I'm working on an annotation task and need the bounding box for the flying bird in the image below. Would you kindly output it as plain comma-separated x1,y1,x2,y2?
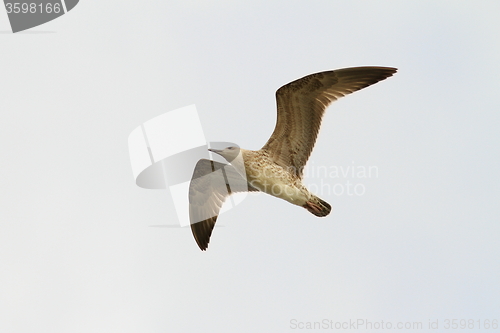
189,66,397,250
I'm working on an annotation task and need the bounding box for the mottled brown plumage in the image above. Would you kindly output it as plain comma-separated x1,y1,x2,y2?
263,67,398,177
189,66,397,250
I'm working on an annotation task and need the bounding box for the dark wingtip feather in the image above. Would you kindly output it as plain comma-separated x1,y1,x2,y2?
190,217,217,251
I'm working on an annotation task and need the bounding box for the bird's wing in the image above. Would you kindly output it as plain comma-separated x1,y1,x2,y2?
262,66,397,177
189,159,258,251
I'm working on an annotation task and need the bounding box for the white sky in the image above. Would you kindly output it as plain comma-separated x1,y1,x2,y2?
1,1,499,332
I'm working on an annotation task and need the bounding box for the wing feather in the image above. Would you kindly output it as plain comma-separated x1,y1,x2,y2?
262,66,397,177
189,159,258,251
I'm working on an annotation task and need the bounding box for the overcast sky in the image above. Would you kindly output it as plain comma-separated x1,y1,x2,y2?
1,1,499,332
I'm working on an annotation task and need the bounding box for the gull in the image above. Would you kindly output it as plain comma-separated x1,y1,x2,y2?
189,66,397,250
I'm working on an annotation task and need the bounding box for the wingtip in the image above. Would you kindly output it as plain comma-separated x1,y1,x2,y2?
198,242,209,251
383,66,398,75
386,67,398,75
191,219,214,251
193,230,210,251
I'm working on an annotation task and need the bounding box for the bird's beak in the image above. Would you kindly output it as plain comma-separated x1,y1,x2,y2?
208,148,223,155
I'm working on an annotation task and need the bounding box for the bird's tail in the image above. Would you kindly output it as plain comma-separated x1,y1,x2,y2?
303,196,331,217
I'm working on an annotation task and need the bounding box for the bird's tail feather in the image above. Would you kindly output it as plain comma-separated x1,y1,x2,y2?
304,196,331,217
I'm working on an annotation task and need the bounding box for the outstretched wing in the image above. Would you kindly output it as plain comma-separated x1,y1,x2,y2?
189,159,258,251
262,66,397,177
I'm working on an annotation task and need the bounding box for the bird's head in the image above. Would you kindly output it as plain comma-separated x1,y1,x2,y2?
208,146,240,162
